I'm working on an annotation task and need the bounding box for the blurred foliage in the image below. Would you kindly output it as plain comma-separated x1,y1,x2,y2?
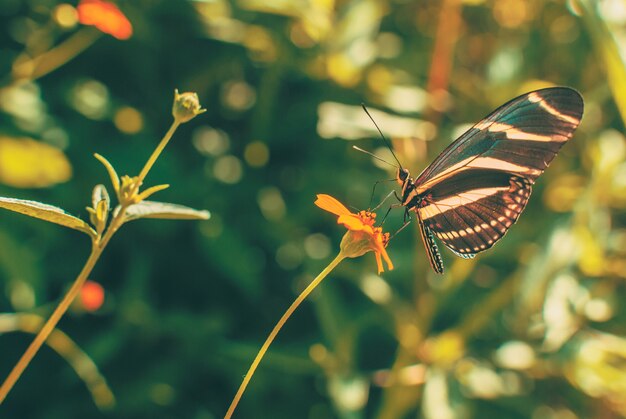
0,0,626,418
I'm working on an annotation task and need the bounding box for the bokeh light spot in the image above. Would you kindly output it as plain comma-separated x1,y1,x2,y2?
113,106,143,134
150,383,175,406
584,298,613,322
244,141,269,167
221,81,256,112
276,243,304,270
69,79,110,120
9,280,35,310
212,155,243,184
495,341,536,370
80,280,105,312
304,233,331,259
53,4,78,28
193,127,230,156
359,273,392,304
257,187,286,221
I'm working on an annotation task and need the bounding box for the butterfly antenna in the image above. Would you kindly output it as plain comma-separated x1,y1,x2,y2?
361,104,403,170
352,146,398,169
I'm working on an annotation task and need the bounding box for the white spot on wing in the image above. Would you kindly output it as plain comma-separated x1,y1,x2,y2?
488,122,566,142
419,187,509,219
468,157,542,176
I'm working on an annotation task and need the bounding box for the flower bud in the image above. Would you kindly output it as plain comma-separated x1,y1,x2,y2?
339,230,375,259
118,175,141,206
172,89,206,123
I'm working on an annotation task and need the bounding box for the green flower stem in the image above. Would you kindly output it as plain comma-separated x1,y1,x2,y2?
224,252,346,419
0,121,182,405
134,120,181,194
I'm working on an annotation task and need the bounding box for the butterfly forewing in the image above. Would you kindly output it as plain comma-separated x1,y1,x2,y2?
410,87,583,264
413,88,583,194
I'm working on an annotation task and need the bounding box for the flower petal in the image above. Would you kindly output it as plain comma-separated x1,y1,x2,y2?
379,246,394,272
337,214,366,231
315,194,353,217
375,252,384,274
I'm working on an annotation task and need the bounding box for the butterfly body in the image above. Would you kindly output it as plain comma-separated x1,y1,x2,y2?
394,87,584,274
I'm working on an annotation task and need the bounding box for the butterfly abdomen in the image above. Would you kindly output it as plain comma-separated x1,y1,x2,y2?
417,214,444,274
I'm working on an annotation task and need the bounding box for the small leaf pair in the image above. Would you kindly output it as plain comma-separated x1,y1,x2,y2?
94,153,169,207
93,153,209,223
0,154,209,241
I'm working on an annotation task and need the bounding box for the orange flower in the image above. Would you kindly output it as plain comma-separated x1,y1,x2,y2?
315,194,393,273
77,0,132,40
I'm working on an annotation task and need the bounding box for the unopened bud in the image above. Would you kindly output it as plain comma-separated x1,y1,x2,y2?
172,89,206,123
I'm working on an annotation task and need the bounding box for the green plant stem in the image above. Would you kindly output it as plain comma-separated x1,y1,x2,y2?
0,243,101,405
0,121,182,405
0,313,115,409
224,253,346,419
6,27,102,89
135,120,181,191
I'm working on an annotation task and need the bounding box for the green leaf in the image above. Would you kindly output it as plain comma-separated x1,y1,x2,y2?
0,197,96,236
122,201,210,221
94,154,120,194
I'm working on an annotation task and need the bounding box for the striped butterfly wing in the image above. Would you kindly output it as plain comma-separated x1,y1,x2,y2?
413,87,583,257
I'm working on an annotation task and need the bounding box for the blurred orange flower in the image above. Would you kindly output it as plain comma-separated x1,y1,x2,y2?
80,280,105,312
77,0,132,40
315,194,393,273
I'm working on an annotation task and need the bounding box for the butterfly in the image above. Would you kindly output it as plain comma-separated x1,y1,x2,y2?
392,87,584,274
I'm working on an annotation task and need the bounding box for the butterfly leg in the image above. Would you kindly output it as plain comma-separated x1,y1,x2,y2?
369,179,396,209
389,218,412,240
371,189,397,212
379,200,405,225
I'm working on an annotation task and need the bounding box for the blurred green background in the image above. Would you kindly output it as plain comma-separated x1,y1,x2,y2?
1,0,626,418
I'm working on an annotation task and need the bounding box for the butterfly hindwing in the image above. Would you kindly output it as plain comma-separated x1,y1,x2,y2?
417,175,532,255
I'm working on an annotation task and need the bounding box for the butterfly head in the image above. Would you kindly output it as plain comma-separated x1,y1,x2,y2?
396,167,415,201
396,167,410,188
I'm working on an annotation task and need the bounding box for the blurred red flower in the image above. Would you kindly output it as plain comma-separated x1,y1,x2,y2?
77,0,132,40
80,280,105,312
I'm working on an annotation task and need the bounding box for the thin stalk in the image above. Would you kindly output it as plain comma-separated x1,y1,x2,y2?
0,242,101,404
8,27,102,88
224,253,346,419
136,121,181,187
0,121,182,405
0,313,115,409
